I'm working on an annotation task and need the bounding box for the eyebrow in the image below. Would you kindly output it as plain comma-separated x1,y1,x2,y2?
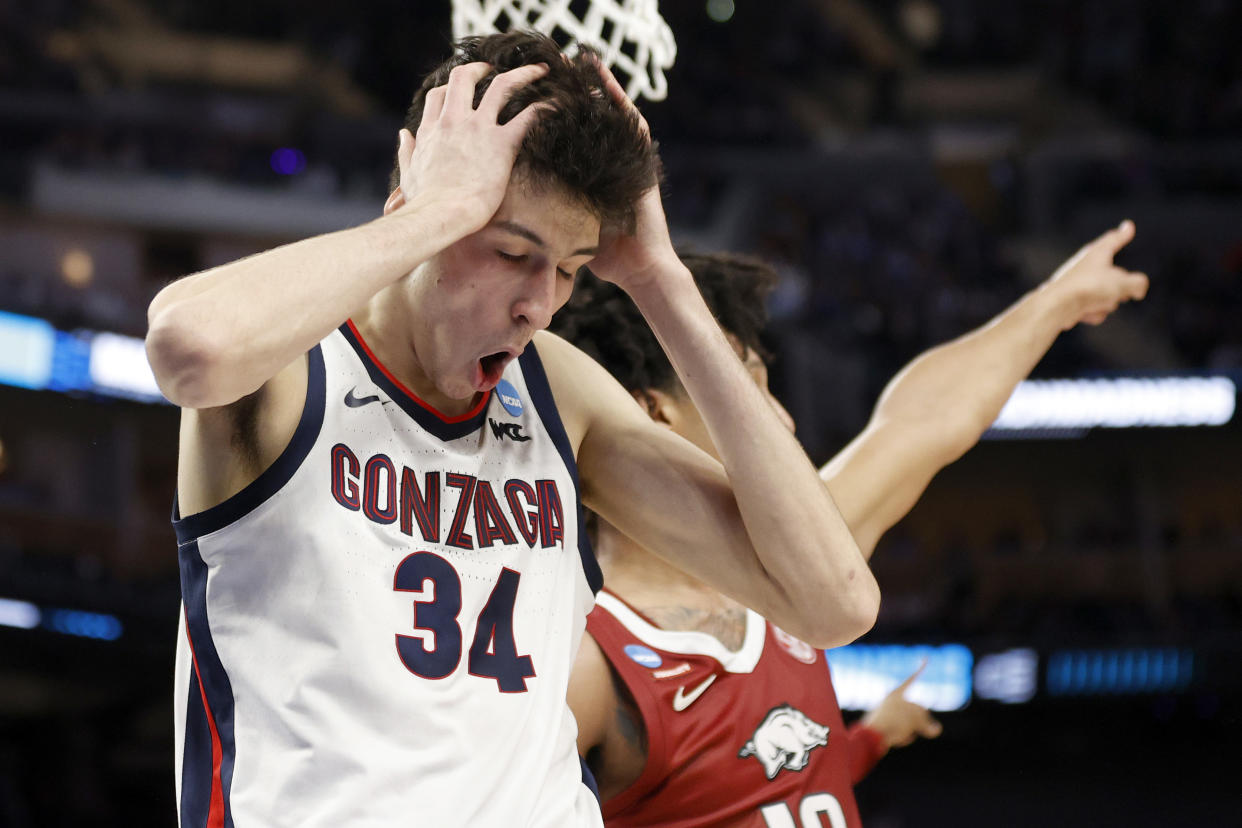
494,221,598,257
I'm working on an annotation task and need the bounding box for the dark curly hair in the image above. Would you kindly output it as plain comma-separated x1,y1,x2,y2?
390,31,656,228
552,251,778,394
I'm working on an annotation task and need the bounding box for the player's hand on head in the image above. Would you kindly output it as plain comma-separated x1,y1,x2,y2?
588,185,681,292
1046,219,1150,329
582,57,681,293
591,54,651,139
860,662,943,751
395,61,550,233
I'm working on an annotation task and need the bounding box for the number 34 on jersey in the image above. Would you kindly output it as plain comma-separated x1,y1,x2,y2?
393,551,536,693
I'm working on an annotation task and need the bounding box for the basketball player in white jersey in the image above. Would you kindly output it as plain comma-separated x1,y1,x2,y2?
556,226,1148,825
144,33,878,828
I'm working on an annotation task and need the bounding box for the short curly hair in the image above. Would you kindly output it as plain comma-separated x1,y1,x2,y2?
552,251,778,393
391,31,656,228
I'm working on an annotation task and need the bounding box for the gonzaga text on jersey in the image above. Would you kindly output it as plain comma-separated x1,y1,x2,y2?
330,442,567,550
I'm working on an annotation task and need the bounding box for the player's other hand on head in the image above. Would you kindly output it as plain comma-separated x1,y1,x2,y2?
582,58,680,293
1046,219,1150,329
860,662,943,751
390,62,551,233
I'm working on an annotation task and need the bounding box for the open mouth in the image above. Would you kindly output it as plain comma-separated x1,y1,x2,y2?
478,351,510,387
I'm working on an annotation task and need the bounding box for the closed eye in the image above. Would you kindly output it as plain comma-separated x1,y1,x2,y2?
500,249,576,280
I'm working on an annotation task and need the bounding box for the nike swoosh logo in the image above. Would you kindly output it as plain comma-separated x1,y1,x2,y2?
672,673,717,712
344,387,385,408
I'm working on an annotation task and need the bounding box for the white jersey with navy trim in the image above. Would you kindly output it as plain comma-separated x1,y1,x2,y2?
172,322,603,828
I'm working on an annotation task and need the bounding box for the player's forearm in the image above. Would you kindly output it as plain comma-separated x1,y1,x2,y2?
868,280,1078,457
821,227,1145,559
146,195,470,408
627,270,880,647
818,287,1070,559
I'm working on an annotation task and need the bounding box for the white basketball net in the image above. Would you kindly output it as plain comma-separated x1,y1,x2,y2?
451,0,677,102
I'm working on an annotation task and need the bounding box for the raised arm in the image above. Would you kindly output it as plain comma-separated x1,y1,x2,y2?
563,65,878,649
145,62,548,409
823,221,1149,556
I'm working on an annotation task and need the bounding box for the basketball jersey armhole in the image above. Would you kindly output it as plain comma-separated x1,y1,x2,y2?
518,341,604,594
585,600,674,817
172,346,326,543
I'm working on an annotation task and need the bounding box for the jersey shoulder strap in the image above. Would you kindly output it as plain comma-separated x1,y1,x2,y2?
520,340,603,594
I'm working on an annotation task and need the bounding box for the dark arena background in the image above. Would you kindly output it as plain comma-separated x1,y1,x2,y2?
2,1,1241,825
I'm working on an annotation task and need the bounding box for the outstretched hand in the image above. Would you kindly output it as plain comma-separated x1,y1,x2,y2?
583,58,683,293
1046,220,1150,328
860,662,943,751
393,61,549,234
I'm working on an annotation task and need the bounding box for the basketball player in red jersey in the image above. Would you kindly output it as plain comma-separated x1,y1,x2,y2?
558,226,1149,826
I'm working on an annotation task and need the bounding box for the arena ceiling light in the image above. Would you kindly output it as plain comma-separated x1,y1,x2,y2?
0,310,165,403
1,310,1238,428
0,597,122,641
826,643,974,712
89,331,164,400
0,311,56,390
0,598,41,630
988,376,1237,437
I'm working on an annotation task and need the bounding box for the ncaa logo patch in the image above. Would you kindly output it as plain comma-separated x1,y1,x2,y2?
495,379,524,417
624,644,663,669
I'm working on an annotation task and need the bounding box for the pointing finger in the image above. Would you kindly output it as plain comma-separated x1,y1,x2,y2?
1125,272,1150,301
1099,219,1136,257
896,659,928,692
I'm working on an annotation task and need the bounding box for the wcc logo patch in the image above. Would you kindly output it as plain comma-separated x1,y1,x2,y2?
489,419,531,442
737,704,829,779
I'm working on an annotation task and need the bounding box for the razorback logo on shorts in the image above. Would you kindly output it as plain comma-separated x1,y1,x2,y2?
737,704,829,779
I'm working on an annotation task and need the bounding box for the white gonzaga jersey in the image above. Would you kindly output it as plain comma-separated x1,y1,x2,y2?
172,321,604,828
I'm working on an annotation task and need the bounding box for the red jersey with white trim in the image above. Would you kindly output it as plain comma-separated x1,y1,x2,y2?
587,591,880,828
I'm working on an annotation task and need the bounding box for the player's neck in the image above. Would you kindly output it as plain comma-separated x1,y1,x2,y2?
352,289,478,418
595,517,743,619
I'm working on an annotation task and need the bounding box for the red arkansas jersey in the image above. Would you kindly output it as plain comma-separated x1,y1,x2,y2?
587,590,883,828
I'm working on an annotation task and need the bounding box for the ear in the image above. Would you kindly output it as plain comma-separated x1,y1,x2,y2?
630,388,680,427
383,187,406,216
383,129,416,216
